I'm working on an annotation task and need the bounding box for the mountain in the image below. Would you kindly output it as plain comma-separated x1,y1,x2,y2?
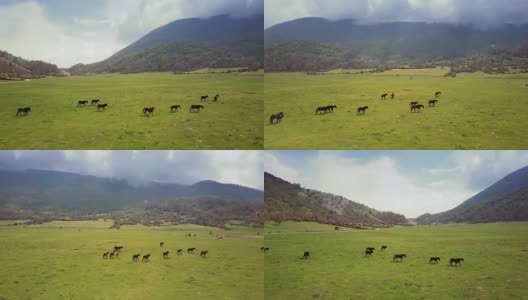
69,14,264,74
264,172,407,228
0,169,263,228
416,166,528,224
264,18,528,72
0,50,62,79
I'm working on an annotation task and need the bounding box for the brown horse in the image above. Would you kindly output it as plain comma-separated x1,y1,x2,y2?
187,248,196,254
132,254,140,262
269,112,284,124
429,257,440,264
303,251,310,259
449,258,464,266
428,99,438,107
381,245,387,250
163,251,169,258
201,95,208,102
91,99,100,105
357,106,369,114
170,105,181,112
177,249,183,255
200,250,208,258
97,104,108,111
365,249,374,256
16,107,31,116
143,107,155,116
381,93,388,100
315,107,328,114
142,254,151,262
78,100,88,107
103,252,109,259
393,254,407,261
435,92,442,98
411,104,424,112
213,94,220,102
190,105,204,112
326,105,337,112
114,246,123,252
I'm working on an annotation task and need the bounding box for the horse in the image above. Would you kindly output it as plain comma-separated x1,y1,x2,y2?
428,99,438,107
201,95,208,102
200,250,208,258
269,112,284,124
160,242,164,247
410,101,419,107
109,252,115,259
143,107,155,116
365,249,373,256
132,254,140,262
429,257,440,264
381,93,388,100
97,104,108,111
391,93,395,99
411,104,424,112
435,92,442,98
263,247,270,253
16,107,31,116
177,249,183,255
187,248,196,254
334,226,339,231
114,246,123,252
449,258,464,266
190,105,204,112
357,106,369,114
163,251,169,258
327,105,337,112
91,99,100,105
315,107,328,115
260,247,265,252
213,94,219,102
142,254,151,262
170,105,181,112
77,100,88,107
381,246,387,250
393,254,407,261
103,252,109,259
303,251,310,259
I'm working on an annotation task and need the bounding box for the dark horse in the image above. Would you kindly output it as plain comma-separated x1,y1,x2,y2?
200,250,208,258
160,242,164,247
78,100,88,107
201,95,208,102
381,246,388,250
303,251,310,259
269,112,284,124
91,99,100,105
109,252,115,259
16,107,31,116
114,246,123,252
449,258,464,266
327,105,337,112
365,249,374,256
163,251,169,258
97,104,108,111
411,104,424,112
435,92,442,98
213,94,220,102
429,257,441,264
391,93,395,99
357,106,369,114
381,93,388,100
187,248,196,254
315,107,328,115
428,99,438,107
177,249,183,255
263,247,270,253
190,105,204,112
143,107,155,116
103,252,109,259
170,105,181,112
142,254,151,262
132,254,140,262
393,254,407,261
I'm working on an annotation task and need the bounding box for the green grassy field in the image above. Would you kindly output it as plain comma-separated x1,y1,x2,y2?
264,221,528,300
0,72,263,149
264,70,528,149
0,220,263,300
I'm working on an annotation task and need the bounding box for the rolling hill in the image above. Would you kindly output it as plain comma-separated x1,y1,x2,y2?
69,14,264,74
264,172,407,228
416,166,528,224
264,18,528,72
0,169,263,228
0,50,62,79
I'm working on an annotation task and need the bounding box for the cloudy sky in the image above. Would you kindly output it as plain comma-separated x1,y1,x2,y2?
0,0,263,68
265,150,528,218
0,150,263,190
265,0,528,28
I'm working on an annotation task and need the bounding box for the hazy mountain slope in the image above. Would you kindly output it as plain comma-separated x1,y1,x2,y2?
416,166,528,224
69,14,263,74
0,50,61,79
265,172,407,227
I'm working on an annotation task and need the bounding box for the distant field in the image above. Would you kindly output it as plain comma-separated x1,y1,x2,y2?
0,72,263,149
264,221,528,300
264,70,528,149
0,220,263,300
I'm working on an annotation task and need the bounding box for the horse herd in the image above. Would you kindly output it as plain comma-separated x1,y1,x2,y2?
15,95,220,117
268,91,442,124
102,242,209,263
300,245,464,266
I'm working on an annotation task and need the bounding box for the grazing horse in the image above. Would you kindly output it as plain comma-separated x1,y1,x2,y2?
303,251,310,259
143,107,155,116
91,99,100,105
357,106,369,114
429,257,441,264
381,93,388,100
365,249,374,256
381,246,388,250
142,254,151,262
263,247,270,253
187,248,196,254
132,254,140,262
269,112,284,124
213,94,220,102
103,252,109,259
160,242,164,247
315,107,328,115
114,246,123,252
393,254,407,261
428,99,438,107
200,250,208,258
16,107,31,116
435,92,442,98
201,95,208,102
163,251,169,258
177,249,183,255
190,105,204,112
411,104,424,112
391,93,395,99
449,258,464,266
410,101,419,107
170,105,181,112
77,100,88,107
97,104,108,111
